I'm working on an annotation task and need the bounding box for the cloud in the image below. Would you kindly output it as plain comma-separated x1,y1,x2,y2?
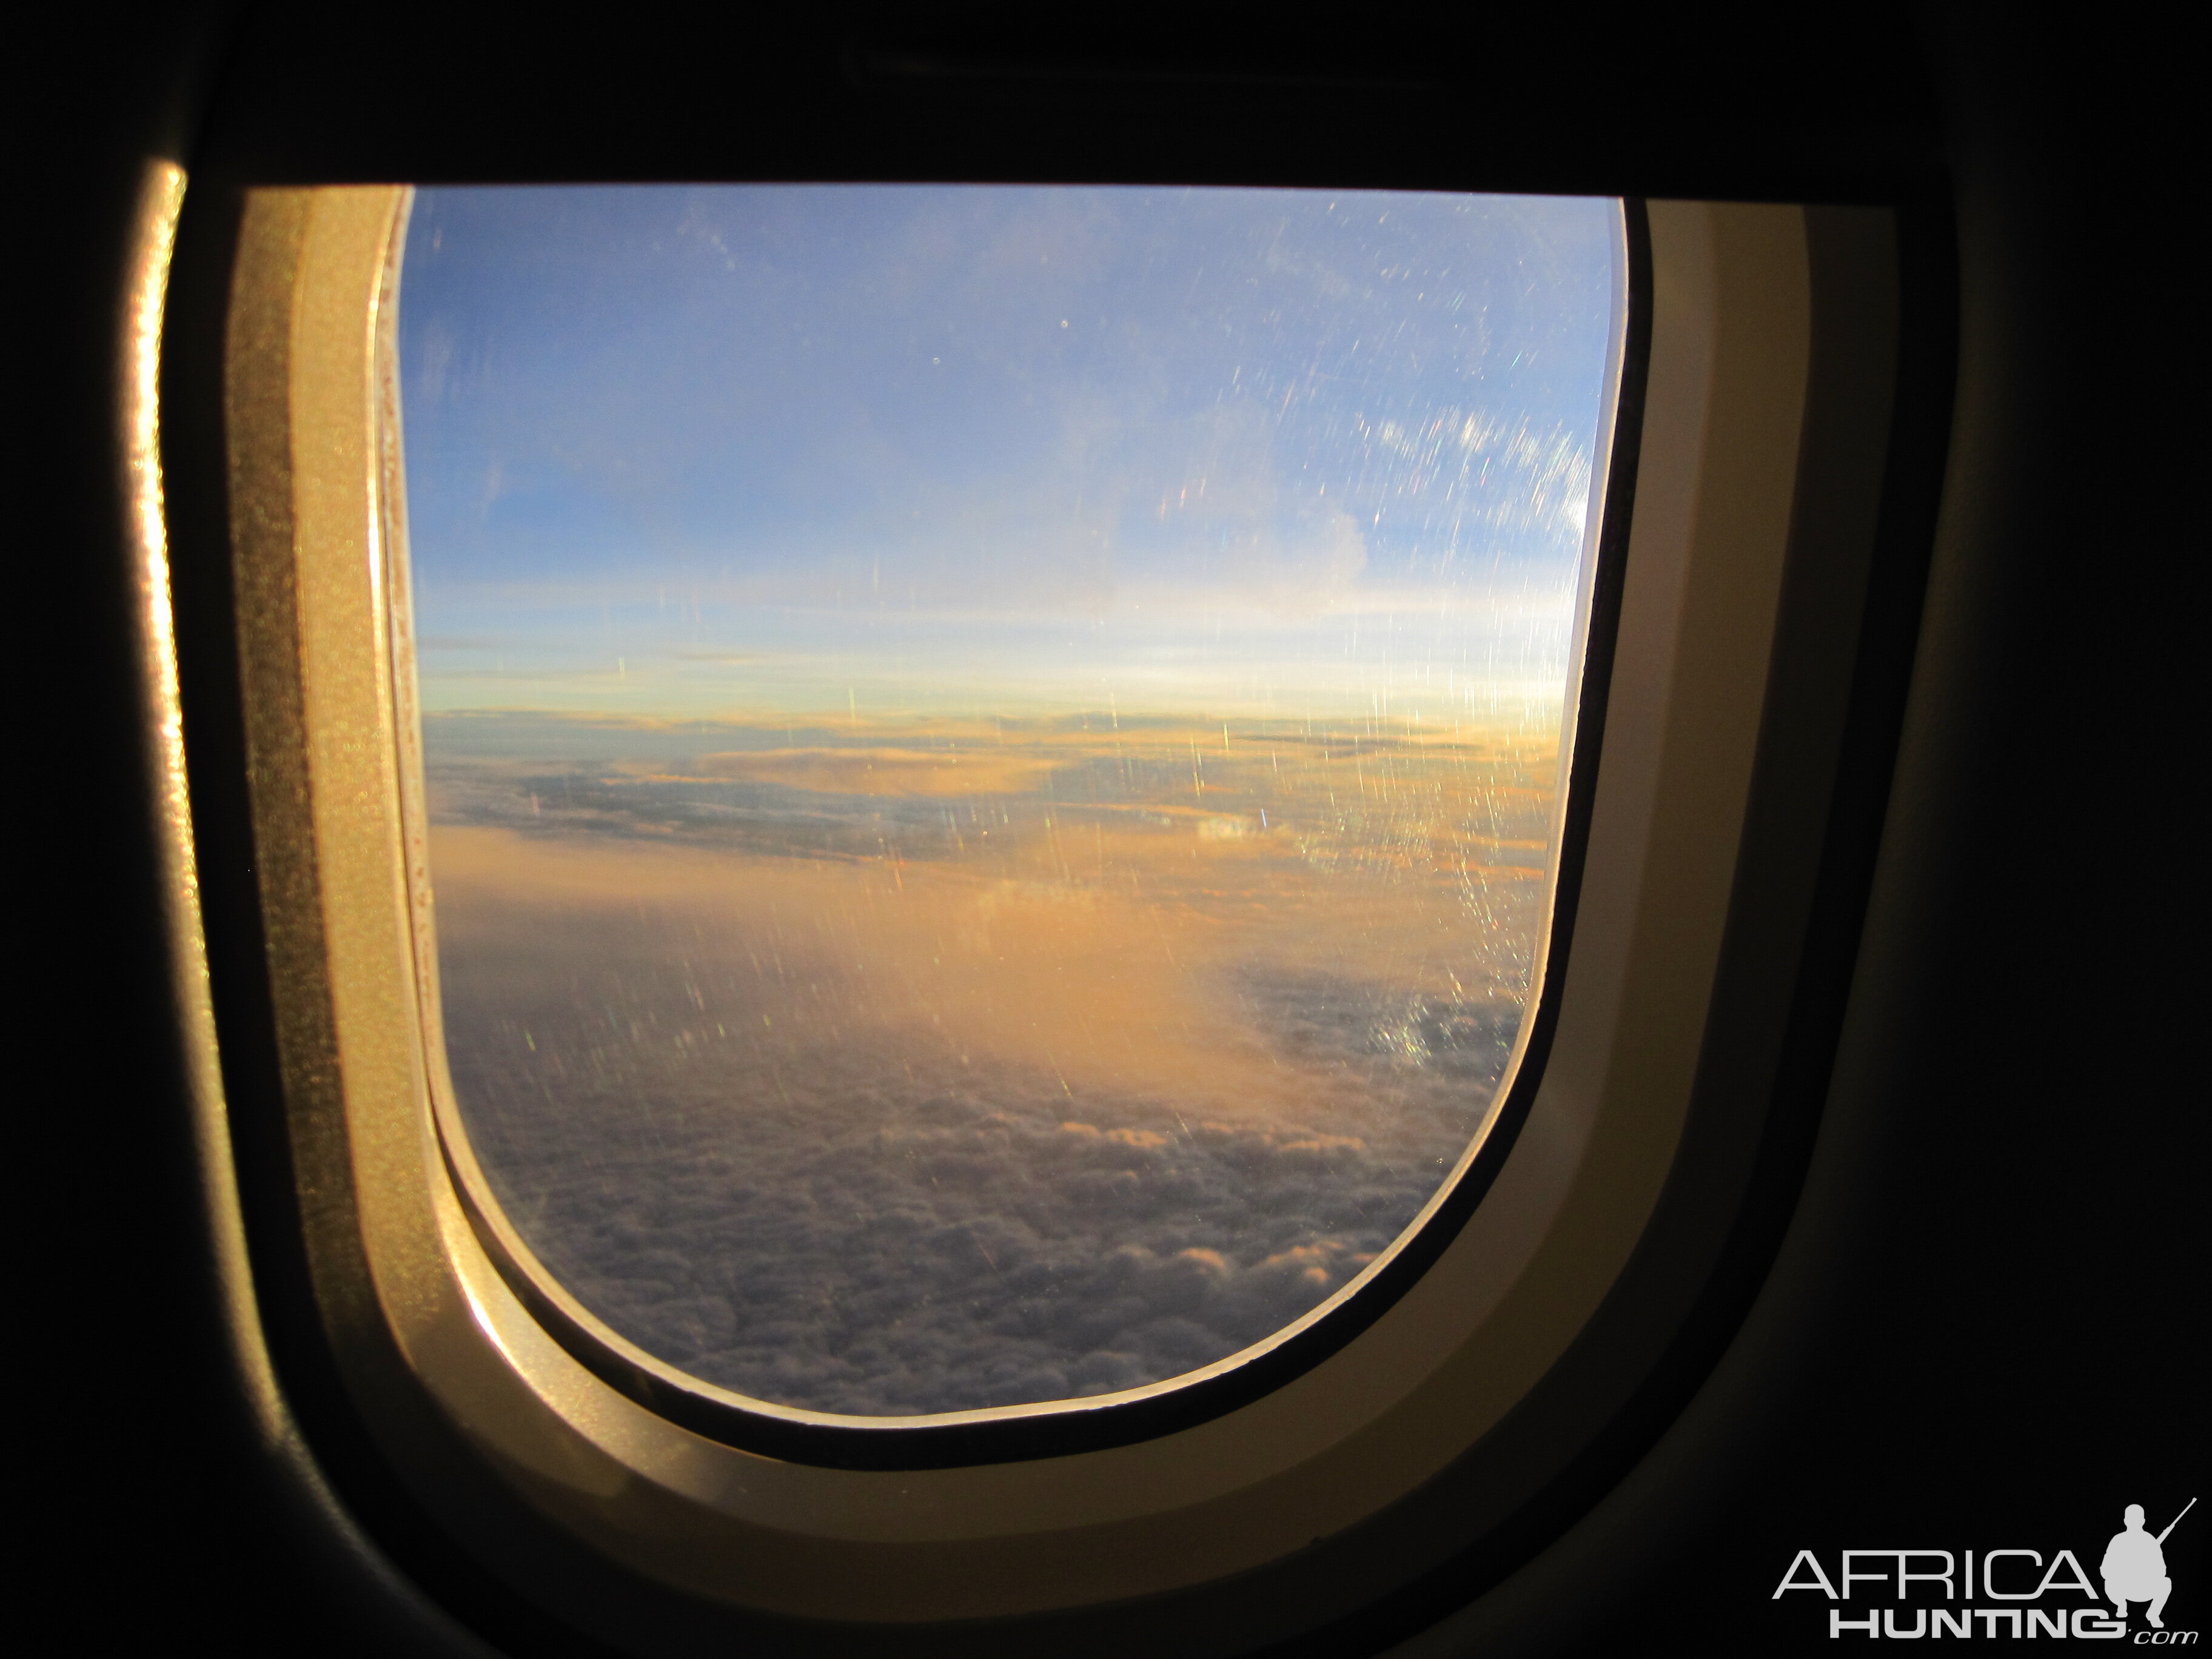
420,708,1553,1415
688,748,1062,799
430,826,1532,1414
445,979,1502,1415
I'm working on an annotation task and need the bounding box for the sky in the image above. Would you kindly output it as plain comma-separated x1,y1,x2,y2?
397,185,1624,723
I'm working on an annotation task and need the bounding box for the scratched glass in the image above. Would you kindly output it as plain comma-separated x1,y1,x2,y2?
397,186,1626,1416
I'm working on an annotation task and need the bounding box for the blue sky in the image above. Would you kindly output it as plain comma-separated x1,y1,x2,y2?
398,186,1623,722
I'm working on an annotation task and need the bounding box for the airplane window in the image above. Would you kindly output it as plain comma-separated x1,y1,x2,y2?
394,185,1625,1421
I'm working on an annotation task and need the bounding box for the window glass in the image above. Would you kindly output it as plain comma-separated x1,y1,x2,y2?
398,186,1622,1418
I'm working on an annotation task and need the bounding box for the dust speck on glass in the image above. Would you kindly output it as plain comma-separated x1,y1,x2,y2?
396,186,1624,1418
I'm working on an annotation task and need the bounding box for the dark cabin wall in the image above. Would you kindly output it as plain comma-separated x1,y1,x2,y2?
18,7,2199,1654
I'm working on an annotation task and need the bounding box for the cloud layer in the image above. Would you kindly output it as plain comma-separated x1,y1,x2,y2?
445,929,1517,1416
426,712,1550,1415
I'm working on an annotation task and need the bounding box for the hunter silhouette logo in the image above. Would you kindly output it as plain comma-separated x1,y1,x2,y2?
2107,1500,2193,1630
1774,1496,2197,1641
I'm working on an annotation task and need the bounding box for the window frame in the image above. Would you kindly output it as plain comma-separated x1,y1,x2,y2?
178,179,1905,1649
389,184,1643,1469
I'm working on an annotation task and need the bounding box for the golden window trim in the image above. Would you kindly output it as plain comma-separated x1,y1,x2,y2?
214,183,1880,1627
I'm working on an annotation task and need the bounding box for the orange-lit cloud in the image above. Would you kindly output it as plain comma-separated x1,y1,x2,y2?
688,747,1064,798
430,793,1538,1128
